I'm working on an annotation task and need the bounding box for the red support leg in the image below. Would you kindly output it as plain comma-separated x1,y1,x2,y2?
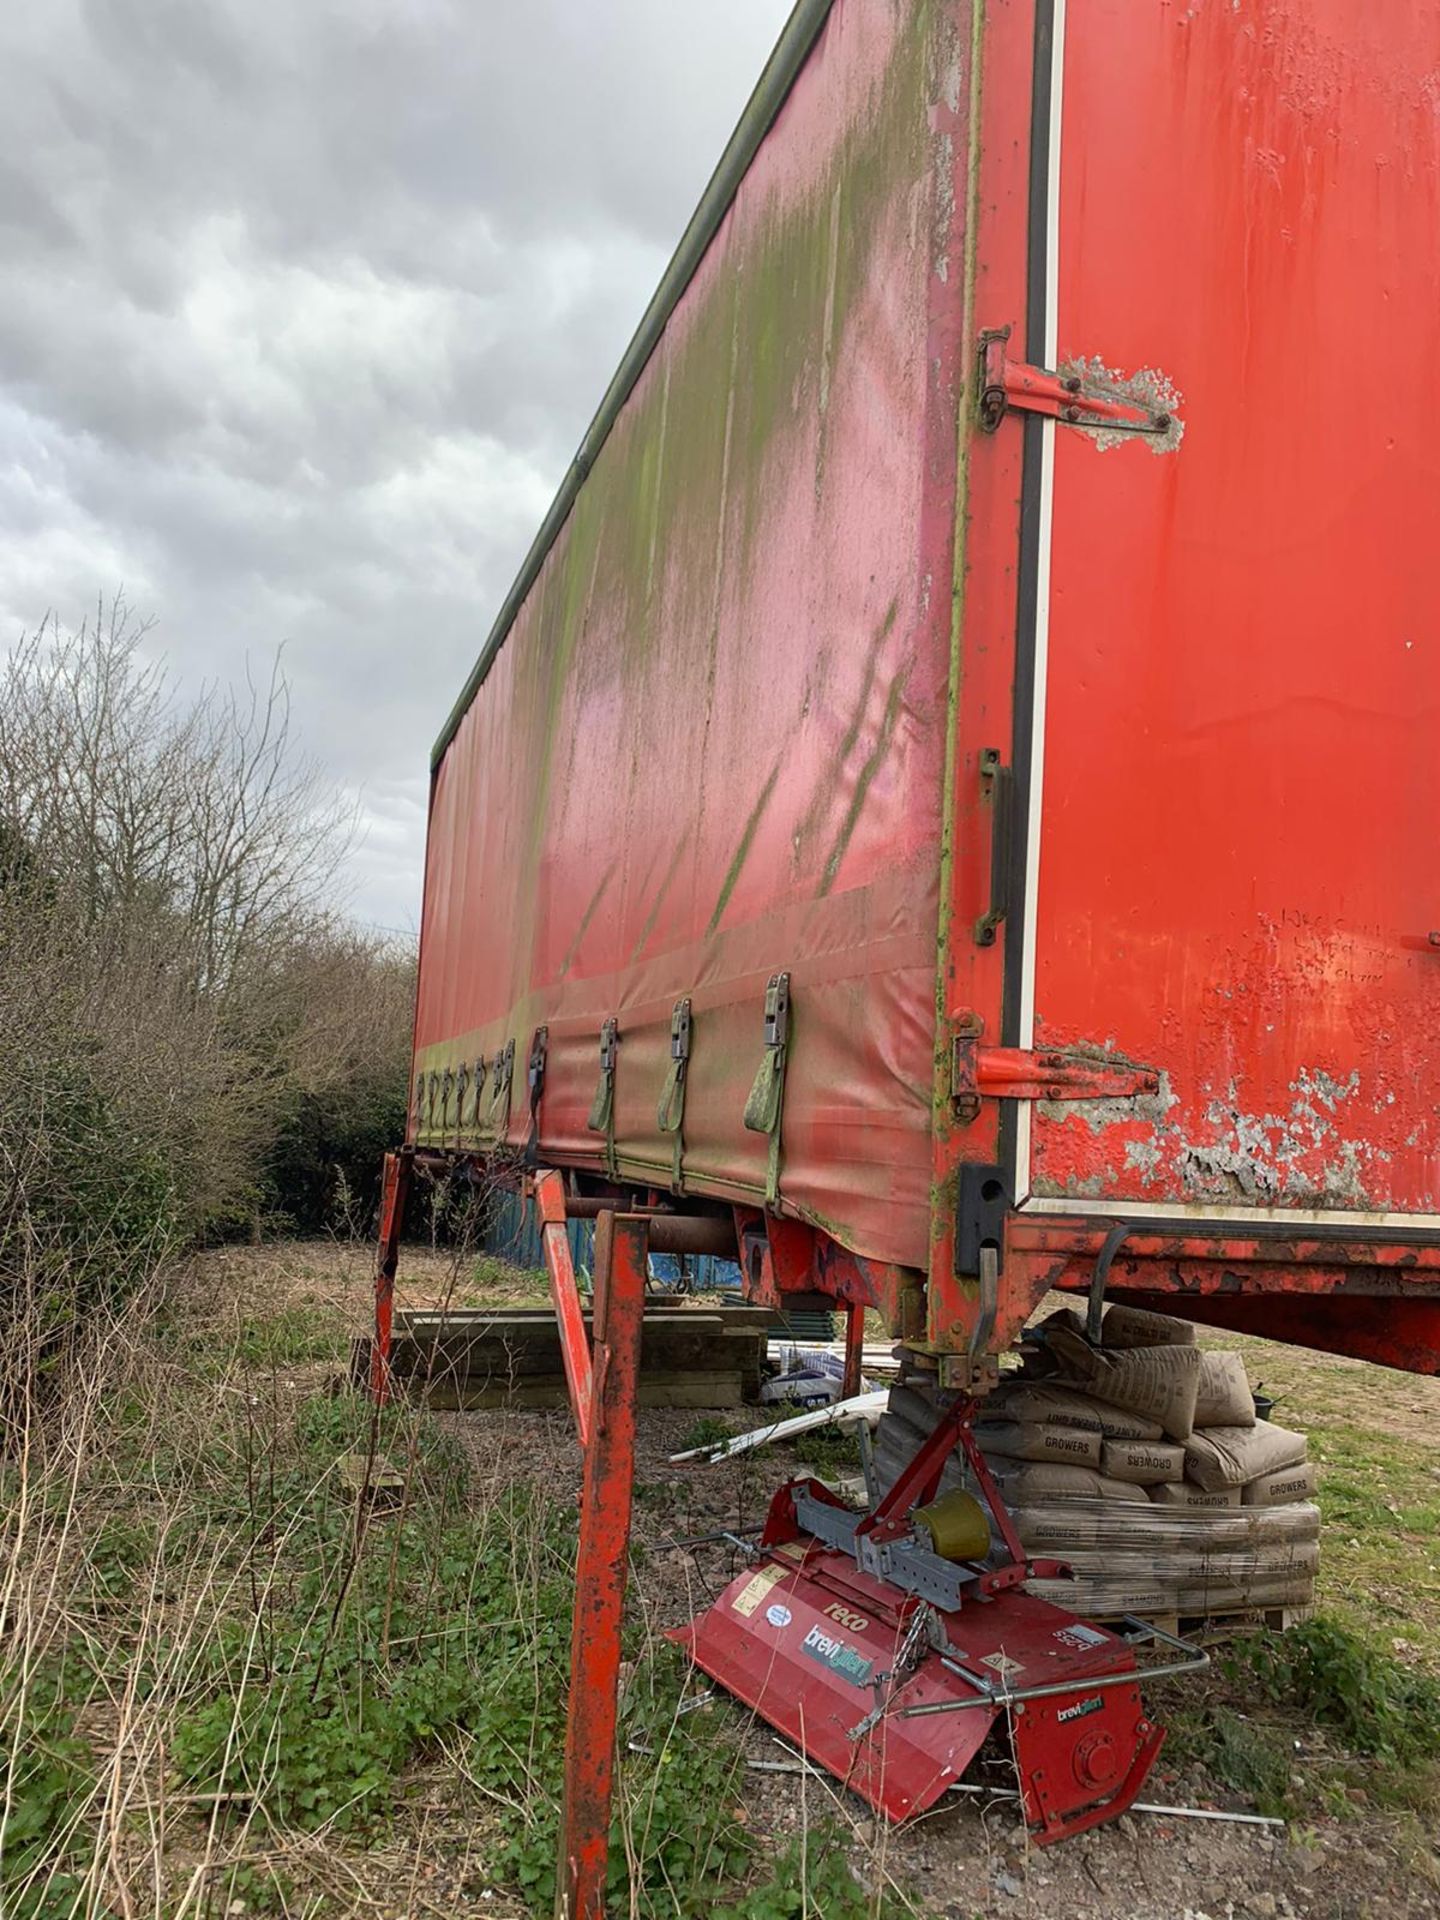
370,1149,411,1405
536,1169,594,1448
842,1298,865,1400
558,1211,648,1920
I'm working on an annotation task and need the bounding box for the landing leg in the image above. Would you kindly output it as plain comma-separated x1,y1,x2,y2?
557,1212,648,1920
842,1298,865,1400
370,1149,412,1405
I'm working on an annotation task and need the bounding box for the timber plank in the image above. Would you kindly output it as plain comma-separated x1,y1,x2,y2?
418,1370,746,1411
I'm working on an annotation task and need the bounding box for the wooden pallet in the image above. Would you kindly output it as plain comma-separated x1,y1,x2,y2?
416,1370,750,1412
1029,1598,1314,1644
1126,1602,1315,1643
356,1305,776,1411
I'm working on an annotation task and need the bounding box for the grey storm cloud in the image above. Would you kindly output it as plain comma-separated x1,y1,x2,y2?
0,0,792,928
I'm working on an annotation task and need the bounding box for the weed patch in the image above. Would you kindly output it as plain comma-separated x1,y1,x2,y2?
679,1414,734,1454
790,1421,863,1473
1165,1702,1298,1818
717,1832,904,1919
1169,1614,1440,1823
1231,1617,1440,1782
1,1664,95,1920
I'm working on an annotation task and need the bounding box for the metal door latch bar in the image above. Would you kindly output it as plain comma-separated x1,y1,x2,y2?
974,747,1012,947
587,1017,619,1131
524,1026,549,1164
488,1039,515,1136
952,1023,1159,1115
978,328,1173,438
587,1017,620,1177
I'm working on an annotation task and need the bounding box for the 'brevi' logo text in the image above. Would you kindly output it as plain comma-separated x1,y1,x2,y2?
1056,1695,1105,1724
800,1624,874,1688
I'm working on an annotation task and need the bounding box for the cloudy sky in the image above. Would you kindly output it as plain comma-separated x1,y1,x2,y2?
0,0,791,932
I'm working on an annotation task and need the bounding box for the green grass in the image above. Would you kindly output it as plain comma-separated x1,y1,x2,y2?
679,1414,735,1454
466,1253,551,1303
1,1664,93,1920
1306,1421,1440,1662
20,1275,1440,1913
233,1303,347,1367
1169,1614,1440,1825
158,1299,346,1373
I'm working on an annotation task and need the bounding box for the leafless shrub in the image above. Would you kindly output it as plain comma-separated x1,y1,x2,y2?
0,597,349,987
0,596,415,1393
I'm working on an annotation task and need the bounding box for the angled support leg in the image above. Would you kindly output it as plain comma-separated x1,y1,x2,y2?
557,1211,648,1920
536,1169,594,1448
370,1148,412,1406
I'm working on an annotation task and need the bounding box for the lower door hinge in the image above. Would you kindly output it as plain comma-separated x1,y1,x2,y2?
951,1023,1159,1123
978,327,1174,439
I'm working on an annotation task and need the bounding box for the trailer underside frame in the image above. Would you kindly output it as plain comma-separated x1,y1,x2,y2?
372,1150,1440,1412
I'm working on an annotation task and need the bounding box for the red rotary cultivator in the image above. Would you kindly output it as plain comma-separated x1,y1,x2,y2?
675,1395,1206,1842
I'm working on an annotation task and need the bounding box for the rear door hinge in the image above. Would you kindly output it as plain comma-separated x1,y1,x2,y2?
951,1021,1159,1122
978,327,1173,438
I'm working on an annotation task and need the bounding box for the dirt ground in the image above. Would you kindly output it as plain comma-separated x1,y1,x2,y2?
218,1240,1440,1919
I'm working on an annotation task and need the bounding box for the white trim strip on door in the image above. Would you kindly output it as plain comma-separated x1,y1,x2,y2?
1013,0,1067,1205
1021,1193,1440,1235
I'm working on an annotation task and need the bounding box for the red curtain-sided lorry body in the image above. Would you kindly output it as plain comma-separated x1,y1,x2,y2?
407,0,1440,1386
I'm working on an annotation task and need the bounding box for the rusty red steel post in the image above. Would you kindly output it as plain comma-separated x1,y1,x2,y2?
535,1169,594,1448
842,1298,865,1401
370,1149,411,1406
557,1210,648,1920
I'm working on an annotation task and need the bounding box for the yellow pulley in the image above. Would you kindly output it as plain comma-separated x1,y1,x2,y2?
912,1487,990,1563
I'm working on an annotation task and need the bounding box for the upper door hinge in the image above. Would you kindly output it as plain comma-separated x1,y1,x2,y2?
978,328,1174,439
951,1021,1159,1122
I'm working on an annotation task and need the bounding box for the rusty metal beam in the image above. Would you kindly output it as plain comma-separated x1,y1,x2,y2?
1009,1215,1440,1275
370,1149,412,1405
842,1299,865,1400
1090,1284,1440,1377
558,1212,649,1920
561,1194,672,1218
1008,1214,1440,1375
641,1214,737,1258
